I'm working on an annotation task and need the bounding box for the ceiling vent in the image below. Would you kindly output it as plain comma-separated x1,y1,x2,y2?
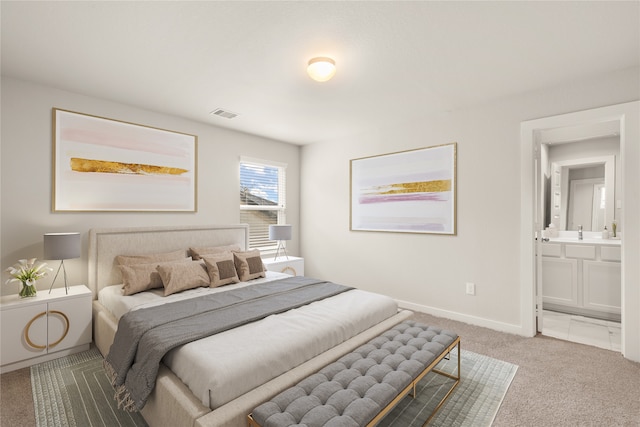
210,108,239,119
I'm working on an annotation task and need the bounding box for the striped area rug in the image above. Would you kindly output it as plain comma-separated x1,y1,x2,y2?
379,348,518,427
31,348,146,427
31,347,516,427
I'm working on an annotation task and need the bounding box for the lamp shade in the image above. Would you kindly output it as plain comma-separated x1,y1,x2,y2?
269,225,292,241
44,232,81,260
307,57,336,82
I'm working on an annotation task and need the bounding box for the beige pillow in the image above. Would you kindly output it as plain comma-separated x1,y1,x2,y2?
119,258,192,296
233,250,265,282
116,249,187,266
190,245,241,260
202,253,240,287
158,261,210,296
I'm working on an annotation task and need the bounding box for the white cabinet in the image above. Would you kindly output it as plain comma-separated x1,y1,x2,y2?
262,256,304,276
1,285,92,373
541,242,620,320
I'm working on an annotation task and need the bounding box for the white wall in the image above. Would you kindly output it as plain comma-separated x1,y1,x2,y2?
1,77,301,296
300,66,639,335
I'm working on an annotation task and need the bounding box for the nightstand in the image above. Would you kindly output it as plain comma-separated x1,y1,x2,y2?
262,256,304,276
0,285,92,373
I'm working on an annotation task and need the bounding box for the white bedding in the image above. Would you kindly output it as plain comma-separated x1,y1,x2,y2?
98,274,398,410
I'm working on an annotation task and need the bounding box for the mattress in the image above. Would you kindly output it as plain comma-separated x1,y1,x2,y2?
99,274,399,410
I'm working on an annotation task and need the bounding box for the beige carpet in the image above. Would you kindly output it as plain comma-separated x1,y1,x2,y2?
409,312,640,426
2,311,639,426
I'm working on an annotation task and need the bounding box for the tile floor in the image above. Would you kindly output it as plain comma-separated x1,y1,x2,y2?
542,310,621,352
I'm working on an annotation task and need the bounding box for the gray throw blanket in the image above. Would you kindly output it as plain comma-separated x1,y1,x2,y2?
104,276,352,412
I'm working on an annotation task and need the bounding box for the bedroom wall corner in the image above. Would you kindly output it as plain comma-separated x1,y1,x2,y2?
0,77,302,296
299,66,640,337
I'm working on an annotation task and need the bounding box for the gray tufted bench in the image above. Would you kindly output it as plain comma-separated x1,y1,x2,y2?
247,321,460,427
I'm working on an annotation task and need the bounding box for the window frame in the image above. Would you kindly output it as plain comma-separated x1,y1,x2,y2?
239,156,287,253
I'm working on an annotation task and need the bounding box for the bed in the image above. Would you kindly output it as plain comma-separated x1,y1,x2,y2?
89,224,412,427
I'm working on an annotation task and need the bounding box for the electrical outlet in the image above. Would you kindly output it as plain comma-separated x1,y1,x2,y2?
466,282,476,296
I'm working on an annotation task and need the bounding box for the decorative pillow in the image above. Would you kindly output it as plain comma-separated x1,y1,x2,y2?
190,245,241,260
119,258,192,296
202,253,240,287
158,261,210,296
116,249,187,266
233,250,265,282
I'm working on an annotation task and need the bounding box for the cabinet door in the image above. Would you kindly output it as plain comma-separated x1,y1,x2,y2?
264,258,304,276
542,257,579,307
48,296,92,352
583,261,621,314
280,259,304,276
1,303,48,365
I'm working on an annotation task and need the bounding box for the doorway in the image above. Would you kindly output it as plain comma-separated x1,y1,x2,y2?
538,131,621,350
519,101,640,362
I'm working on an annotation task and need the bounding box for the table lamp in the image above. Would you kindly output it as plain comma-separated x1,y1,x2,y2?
269,225,292,260
44,232,81,294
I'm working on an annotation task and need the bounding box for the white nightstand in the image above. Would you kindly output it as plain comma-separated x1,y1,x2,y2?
263,256,304,276
0,285,92,373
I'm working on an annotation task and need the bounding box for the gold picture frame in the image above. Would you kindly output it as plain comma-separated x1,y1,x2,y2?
350,143,457,234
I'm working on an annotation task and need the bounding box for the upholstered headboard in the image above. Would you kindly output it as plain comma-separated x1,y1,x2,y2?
88,224,249,297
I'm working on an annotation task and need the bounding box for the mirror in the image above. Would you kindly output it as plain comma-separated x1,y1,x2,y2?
550,157,613,231
541,126,620,232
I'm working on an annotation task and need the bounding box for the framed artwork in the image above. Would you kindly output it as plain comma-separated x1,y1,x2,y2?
52,108,197,212
350,143,457,234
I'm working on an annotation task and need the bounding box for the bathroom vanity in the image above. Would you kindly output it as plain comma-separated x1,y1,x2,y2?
541,232,621,321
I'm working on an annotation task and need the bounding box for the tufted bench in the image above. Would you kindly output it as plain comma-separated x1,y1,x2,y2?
247,321,460,427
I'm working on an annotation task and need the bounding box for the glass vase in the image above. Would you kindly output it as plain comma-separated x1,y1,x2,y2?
19,280,37,298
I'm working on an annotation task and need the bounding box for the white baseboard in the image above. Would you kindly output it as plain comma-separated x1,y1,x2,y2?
396,299,531,337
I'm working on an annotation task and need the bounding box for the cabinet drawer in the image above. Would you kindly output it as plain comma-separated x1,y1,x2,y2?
541,243,561,257
601,246,621,262
565,245,596,259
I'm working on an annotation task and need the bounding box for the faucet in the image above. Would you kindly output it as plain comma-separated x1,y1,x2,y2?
578,225,583,240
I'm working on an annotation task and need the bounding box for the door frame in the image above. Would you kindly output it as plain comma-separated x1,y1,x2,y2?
520,101,640,362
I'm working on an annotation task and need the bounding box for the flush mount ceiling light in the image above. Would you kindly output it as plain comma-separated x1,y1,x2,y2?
307,57,336,82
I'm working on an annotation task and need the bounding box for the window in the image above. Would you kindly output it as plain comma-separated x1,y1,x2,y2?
240,157,286,251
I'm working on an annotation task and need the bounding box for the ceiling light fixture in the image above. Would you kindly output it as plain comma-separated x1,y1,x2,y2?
307,57,336,82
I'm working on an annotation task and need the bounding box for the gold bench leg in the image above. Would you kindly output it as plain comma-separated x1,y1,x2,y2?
367,337,461,427
421,338,461,426
247,413,260,427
